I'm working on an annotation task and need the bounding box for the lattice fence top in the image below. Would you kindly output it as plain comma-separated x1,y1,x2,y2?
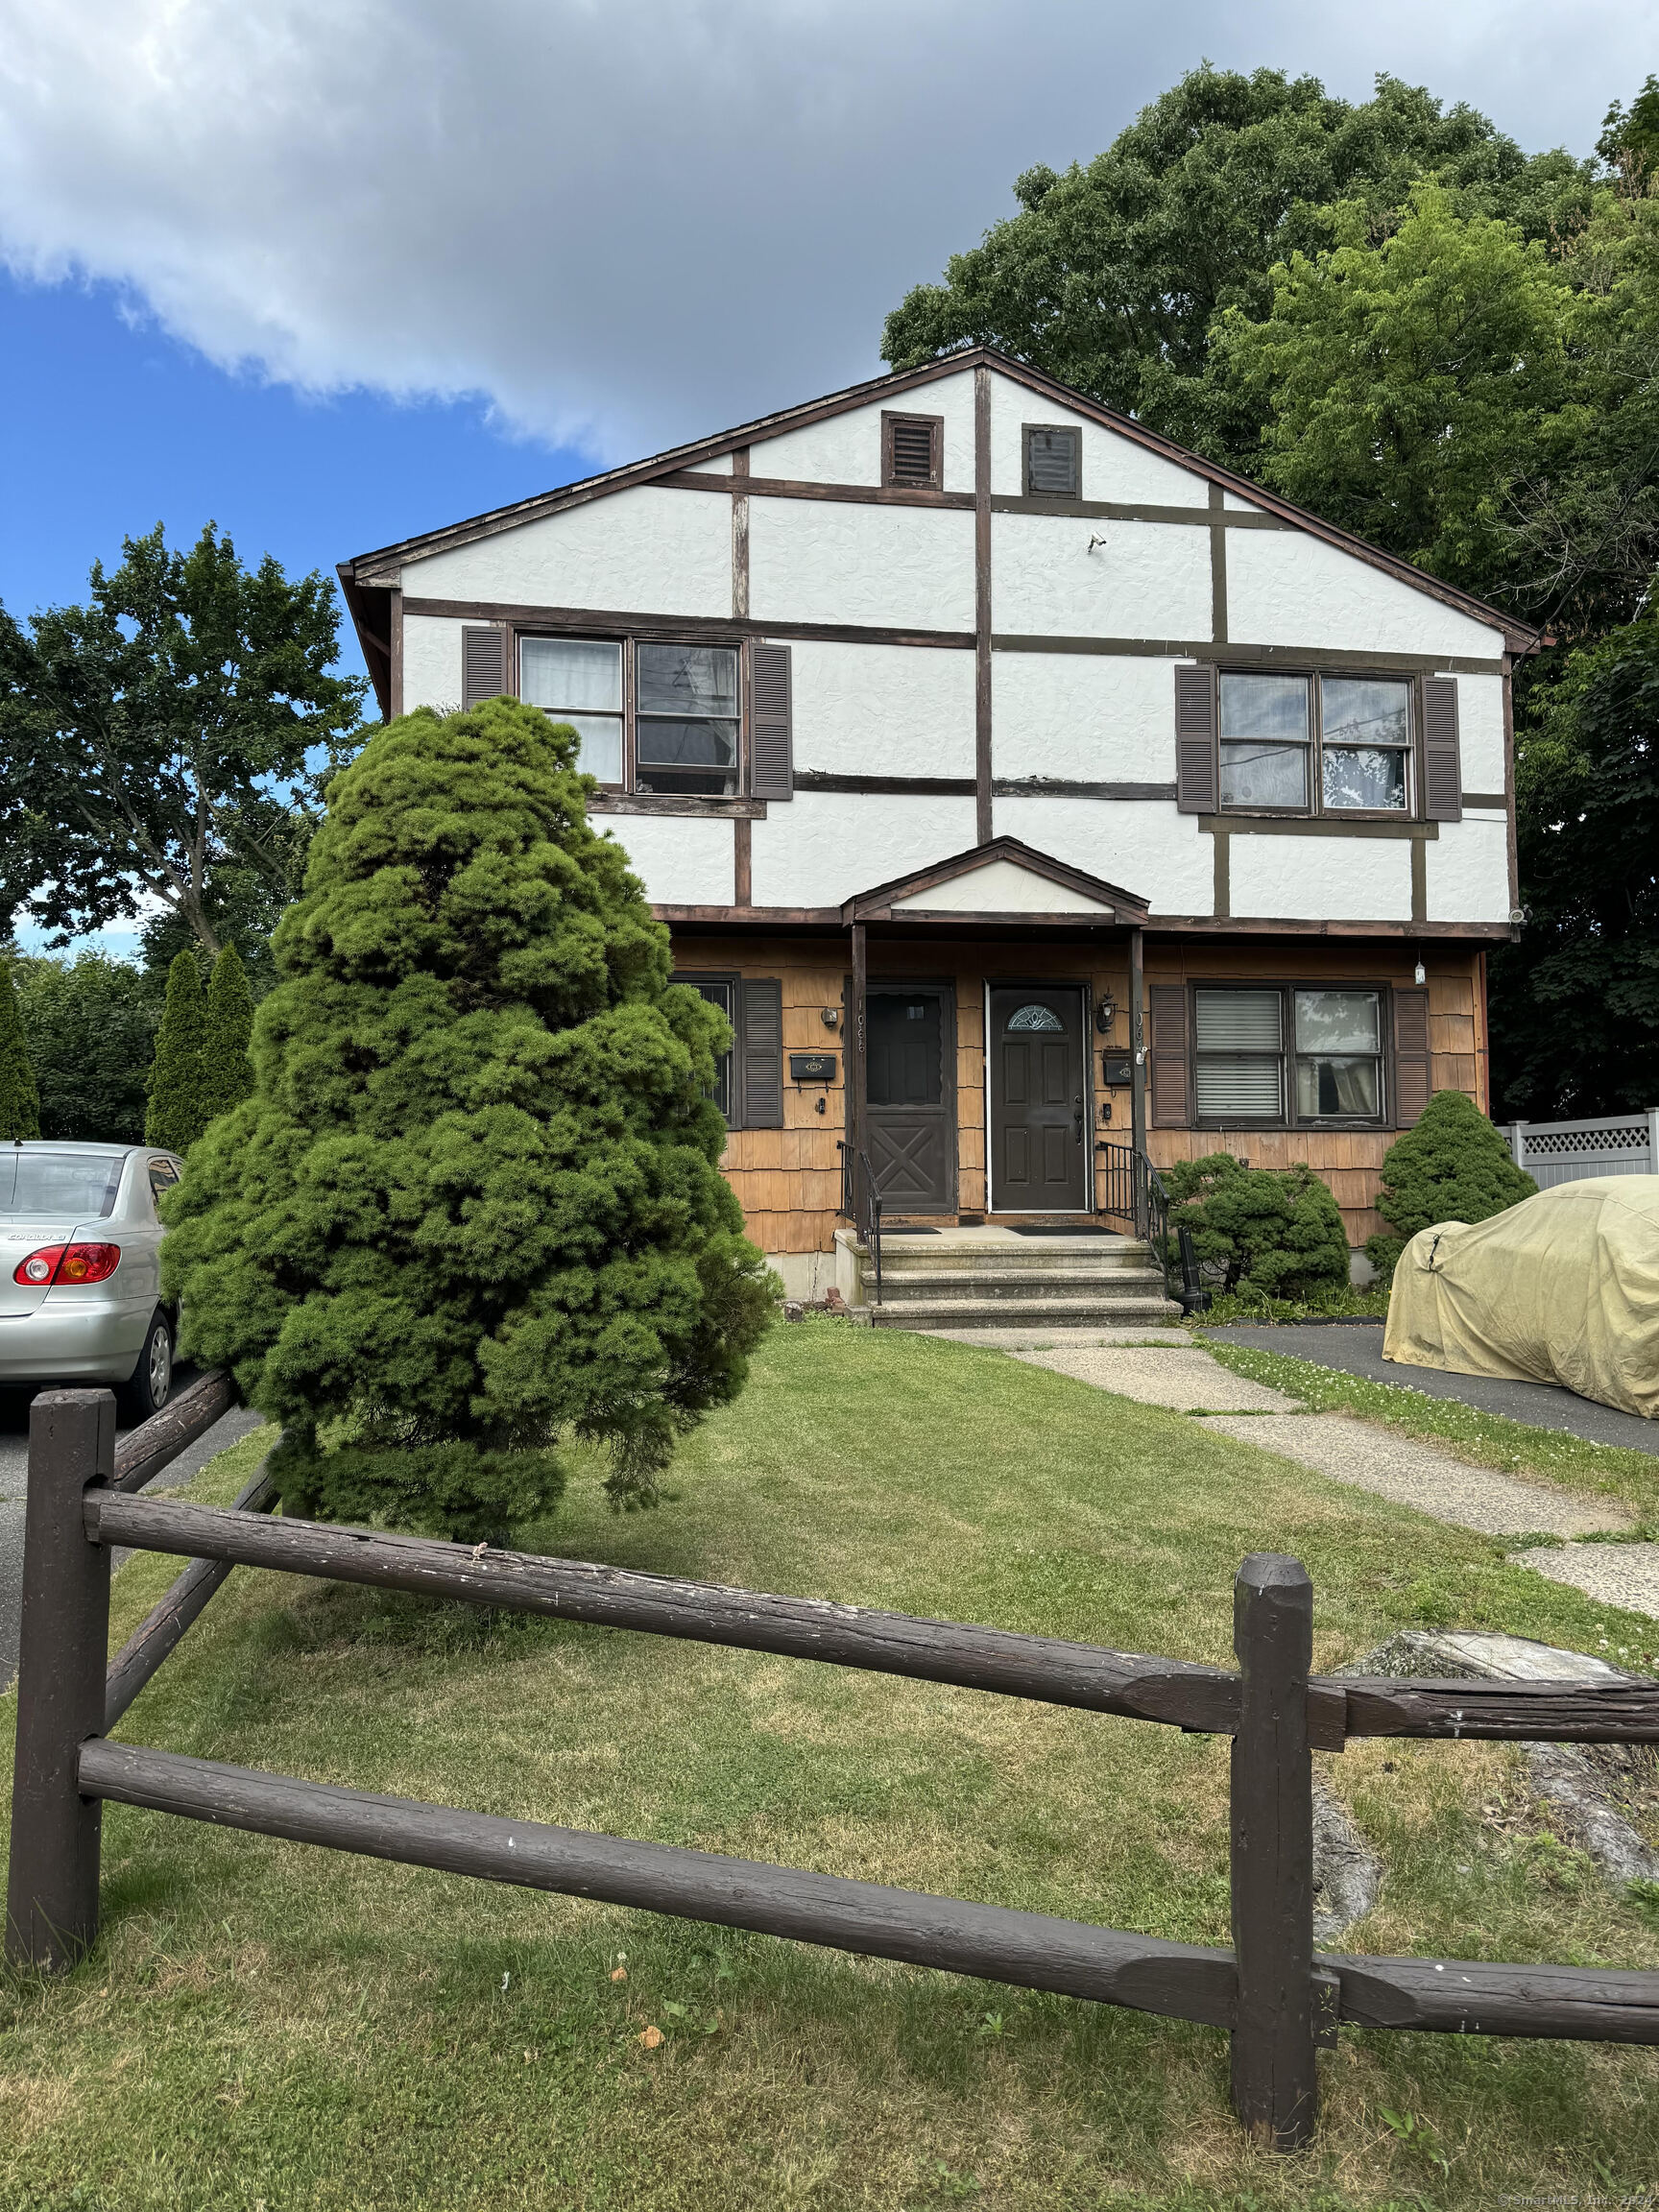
1524,1125,1648,1157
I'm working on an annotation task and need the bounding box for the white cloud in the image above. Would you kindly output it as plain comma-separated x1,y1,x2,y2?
0,0,1649,468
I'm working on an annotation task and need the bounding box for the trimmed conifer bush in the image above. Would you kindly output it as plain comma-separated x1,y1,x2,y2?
1162,1153,1351,1301
144,951,207,1152
200,943,255,1123
0,963,40,1141
1364,1089,1538,1284
162,699,775,1542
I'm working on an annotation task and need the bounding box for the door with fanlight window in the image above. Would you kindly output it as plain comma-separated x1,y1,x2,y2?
988,987,1089,1213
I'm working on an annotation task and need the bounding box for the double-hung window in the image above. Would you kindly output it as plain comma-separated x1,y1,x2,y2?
519,637,740,796
1193,986,1386,1126
1218,672,1412,816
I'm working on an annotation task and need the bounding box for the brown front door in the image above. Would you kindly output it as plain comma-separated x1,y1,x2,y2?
989,986,1089,1213
865,987,955,1213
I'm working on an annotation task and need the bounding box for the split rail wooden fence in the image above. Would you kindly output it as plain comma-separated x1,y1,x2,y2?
9,1382,1659,2152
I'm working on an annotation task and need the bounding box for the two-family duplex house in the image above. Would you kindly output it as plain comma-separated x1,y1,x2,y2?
339,349,1535,1308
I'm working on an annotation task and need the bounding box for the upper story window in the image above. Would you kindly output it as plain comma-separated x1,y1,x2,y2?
1023,424,1081,498
881,412,942,491
1218,671,1412,816
519,636,739,796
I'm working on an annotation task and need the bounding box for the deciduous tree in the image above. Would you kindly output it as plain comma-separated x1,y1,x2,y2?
0,964,40,1142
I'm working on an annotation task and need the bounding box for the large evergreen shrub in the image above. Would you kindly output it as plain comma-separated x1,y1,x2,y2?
200,944,255,1123
1364,1089,1538,1284
1162,1154,1351,1301
162,699,774,1542
144,950,206,1152
0,963,40,1141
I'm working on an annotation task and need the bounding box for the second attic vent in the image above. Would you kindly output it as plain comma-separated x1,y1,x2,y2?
1025,424,1081,497
883,412,942,490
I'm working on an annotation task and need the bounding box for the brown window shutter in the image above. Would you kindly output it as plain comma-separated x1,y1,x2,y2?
1174,663,1218,814
749,643,793,800
740,979,783,1128
1421,676,1462,822
882,413,942,490
1392,987,1432,1126
462,625,507,709
1148,984,1191,1127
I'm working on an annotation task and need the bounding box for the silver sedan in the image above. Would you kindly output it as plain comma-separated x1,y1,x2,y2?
0,1142,183,1417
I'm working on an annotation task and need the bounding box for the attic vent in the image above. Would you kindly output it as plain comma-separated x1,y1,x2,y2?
883,412,942,491
1024,424,1081,498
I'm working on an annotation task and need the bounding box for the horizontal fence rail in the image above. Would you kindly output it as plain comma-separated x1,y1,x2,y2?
111,1369,236,1495
10,1384,1659,2158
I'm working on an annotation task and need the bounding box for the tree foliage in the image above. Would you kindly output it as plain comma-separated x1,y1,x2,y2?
145,950,207,1154
1365,1090,1537,1283
13,954,161,1143
0,523,364,959
161,698,775,1542
1161,1154,1351,1300
0,963,40,1142
201,945,256,1125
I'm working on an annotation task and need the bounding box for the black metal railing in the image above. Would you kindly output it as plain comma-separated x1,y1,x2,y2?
1096,1142,1206,1311
836,1141,883,1303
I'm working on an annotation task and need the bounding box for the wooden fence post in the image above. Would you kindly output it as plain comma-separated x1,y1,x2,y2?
5,1389,115,1971
1230,1553,1318,2151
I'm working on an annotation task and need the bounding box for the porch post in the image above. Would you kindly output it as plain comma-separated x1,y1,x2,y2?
849,923,868,1170
1129,926,1147,1234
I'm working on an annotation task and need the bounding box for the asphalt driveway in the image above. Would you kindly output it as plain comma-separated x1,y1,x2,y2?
1199,1322,1659,1455
0,1373,266,1692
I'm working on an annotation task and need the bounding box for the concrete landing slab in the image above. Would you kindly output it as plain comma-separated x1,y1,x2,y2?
919,1326,1191,1349
1520,1542,1659,1620
1202,1413,1631,1538
1013,1346,1301,1411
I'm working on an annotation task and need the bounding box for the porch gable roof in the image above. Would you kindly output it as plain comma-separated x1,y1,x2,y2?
844,837,1148,926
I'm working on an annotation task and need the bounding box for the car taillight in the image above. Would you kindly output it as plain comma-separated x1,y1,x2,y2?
13,1242,121,1286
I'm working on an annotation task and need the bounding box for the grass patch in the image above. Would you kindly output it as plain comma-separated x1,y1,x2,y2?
3,1322,1657,2206
1182,1286,1390,1328
1203,1340,1659,1521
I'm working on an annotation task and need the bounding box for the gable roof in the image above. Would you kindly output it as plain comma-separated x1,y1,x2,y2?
845,837,1148,926
340,347,1542,671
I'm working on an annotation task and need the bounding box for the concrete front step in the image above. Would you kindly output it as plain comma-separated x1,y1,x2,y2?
873,1267,1171,1303
873,1294,1181,1330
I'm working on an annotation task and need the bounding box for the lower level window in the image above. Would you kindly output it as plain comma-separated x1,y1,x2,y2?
685,979,734,1118
1194,985,1385,1124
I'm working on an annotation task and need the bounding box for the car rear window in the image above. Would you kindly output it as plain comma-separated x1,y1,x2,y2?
0,1151,127,1218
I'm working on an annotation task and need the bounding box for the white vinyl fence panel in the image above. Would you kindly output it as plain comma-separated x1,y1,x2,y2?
1504,1110,1659,1189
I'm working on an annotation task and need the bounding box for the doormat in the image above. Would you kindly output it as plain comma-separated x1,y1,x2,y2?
1009,1224,1118,1237
883,1227,941,1237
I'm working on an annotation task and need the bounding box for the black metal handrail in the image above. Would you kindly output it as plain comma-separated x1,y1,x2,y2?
1094,1142,1203,1311
836,1141,883,1303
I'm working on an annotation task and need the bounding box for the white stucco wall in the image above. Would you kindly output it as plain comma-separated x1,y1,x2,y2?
598,814,735,907
989,796,1214,913
750,793,978,908
1223,492,1265,513
1227,833,1413,923
752,373,976,494
993,514,1212,640
1226,530,1503,660
681,452,733,474
400,486,732,615
1424,819,1511,922
992,652,1178,781
786,640,975,776
401,613,469,712
748,500,975,632
986,375,1204,506
1453,672,1507,792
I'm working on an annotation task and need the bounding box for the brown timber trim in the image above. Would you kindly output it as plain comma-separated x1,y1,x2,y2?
796,773,976,796
993,778,1178,801
1462,793,1509,810
1142,915,1513,940
731,447,749,621
992,493,1288,528
1409,839,1428,924
402,598,974,653
733,817,752,906
1213,829,1231,920
849,834,1148,921
387,589,403,718
1198,816,1439,841
1209,483,1228,647
995,636,1507,676
1503,654,1521,917
974,367,994,843
647,906,1512,941
661,469,974,513
589,795,766,820
860,909,1126,929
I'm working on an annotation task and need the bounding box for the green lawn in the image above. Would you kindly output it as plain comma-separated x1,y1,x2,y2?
5,1320,1659,2209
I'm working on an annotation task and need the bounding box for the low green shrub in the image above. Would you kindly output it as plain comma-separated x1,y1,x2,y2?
1162,1153,1351,1302
1364,1089,1537,1285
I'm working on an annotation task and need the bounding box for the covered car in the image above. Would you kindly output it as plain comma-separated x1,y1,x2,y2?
1383,1175,1659,1418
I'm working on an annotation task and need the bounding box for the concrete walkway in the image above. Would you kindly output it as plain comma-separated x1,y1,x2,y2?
1013,1345,1302,1413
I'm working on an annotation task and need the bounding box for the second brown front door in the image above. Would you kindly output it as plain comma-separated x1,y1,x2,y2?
988,985,1089,1213
865,987,955,1213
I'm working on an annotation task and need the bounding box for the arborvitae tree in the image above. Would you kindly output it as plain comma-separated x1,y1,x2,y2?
161,699,775,1543
1365,1090,1538,1284
200,944,255,1123
0,963,40,1141
144,950,206,1152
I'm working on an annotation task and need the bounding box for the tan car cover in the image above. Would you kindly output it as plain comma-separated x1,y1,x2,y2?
1383,1176,1659,1418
